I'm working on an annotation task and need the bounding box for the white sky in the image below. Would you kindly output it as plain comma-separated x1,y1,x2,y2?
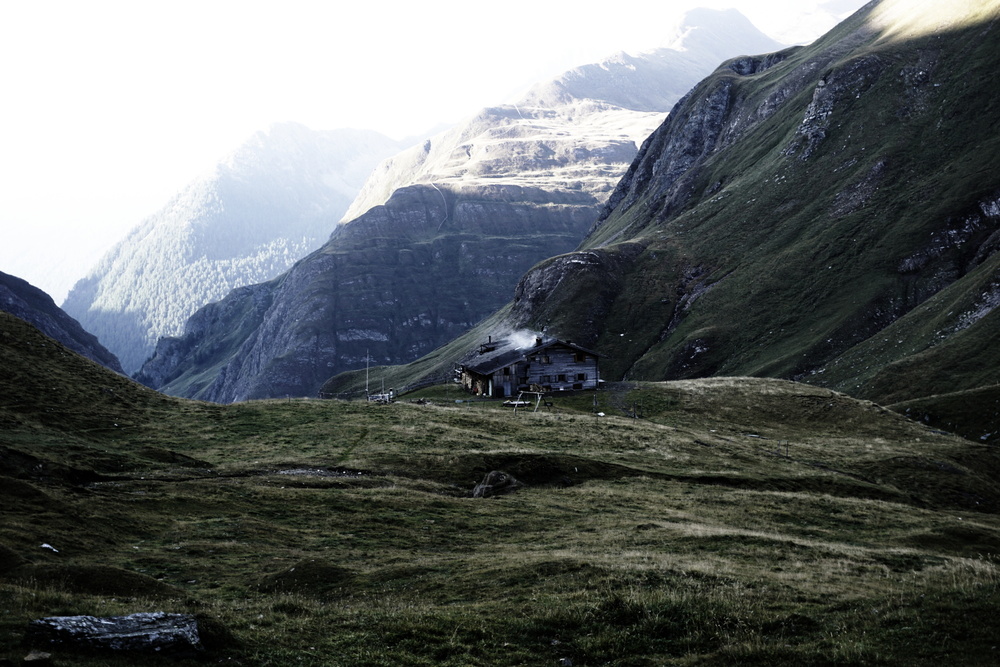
0,0,867,303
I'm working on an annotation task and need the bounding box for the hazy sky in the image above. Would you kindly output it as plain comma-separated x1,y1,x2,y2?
0,0,867,303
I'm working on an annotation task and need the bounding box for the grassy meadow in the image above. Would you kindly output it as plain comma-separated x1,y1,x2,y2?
2,311,999,665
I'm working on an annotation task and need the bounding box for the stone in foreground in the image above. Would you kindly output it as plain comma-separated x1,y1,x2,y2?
473,470,525,498
26,612,202,657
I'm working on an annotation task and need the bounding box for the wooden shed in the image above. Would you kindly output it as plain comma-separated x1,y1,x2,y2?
459,334,601,398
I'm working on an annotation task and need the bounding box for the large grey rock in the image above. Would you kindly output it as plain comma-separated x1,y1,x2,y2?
26,612,202,657
472,471,525,498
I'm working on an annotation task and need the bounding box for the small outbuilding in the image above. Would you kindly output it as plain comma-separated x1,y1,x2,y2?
459,334,601,398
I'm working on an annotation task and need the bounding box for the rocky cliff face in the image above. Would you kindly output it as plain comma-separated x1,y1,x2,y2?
62,123,406,373
0,271,124,374
138,181,608,401
486,0,1000,441
139,9,783,402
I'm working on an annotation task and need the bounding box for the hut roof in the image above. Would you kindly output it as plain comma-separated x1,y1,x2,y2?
461,334,599,376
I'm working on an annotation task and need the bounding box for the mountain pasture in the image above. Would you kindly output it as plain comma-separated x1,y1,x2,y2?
2,314,998,665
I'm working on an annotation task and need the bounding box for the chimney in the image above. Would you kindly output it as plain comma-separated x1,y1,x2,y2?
535,336,543,347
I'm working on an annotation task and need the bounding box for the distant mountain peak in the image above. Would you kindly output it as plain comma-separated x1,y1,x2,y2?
517,8,783,113
667,7,781,53
62,125,407,373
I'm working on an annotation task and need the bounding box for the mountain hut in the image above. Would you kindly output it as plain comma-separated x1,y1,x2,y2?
459,335,600,398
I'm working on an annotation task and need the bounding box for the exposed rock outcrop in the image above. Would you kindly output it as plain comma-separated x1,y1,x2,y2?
142,182,599,401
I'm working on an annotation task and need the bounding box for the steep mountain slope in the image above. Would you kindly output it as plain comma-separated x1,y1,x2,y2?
62,123,406,373
0,271,123,374
138,10,782,402
470,0,1000,441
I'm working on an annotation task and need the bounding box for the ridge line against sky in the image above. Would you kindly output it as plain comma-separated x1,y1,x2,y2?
0,1,866,304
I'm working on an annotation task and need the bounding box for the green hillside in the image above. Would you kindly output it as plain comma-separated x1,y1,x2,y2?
3,312,1000,665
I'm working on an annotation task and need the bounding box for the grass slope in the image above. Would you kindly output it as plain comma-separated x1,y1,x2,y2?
589,8,1000,382
3,313,1000,665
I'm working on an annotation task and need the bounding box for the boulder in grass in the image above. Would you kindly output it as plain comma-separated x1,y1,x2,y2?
472,470,525,498
25,612,202,657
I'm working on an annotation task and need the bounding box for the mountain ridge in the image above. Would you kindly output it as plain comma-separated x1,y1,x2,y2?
139,9,783,402
0,271,124,375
